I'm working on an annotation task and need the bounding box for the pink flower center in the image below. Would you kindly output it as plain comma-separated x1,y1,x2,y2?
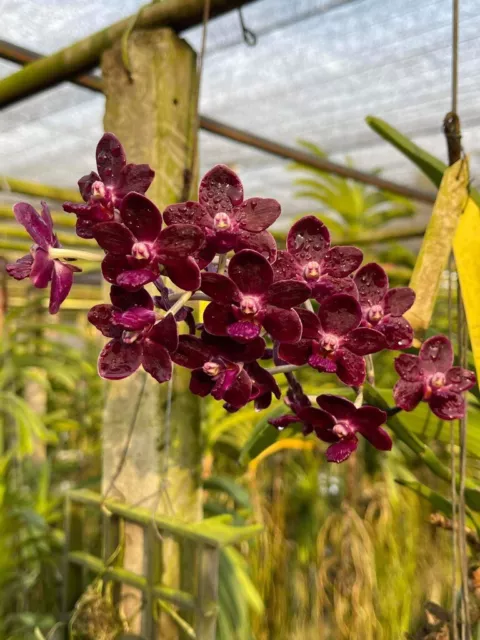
332,421,353,438
367,304,384,324
320,334,339,353
430,372,446,389
132,242,151,260
303,260,321,281
91,180,106,200
203,361,221,377
240,296,259,316
213,212,232,231
122,330,142,344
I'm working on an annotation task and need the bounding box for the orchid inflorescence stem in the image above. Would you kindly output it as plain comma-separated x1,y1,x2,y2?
49,247,103,262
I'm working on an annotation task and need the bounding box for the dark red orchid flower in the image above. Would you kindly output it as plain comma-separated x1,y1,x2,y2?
163,165,281,264
63,133,154,238
394,335,476,420
278,294,385,386
270,394,391,463
246,361,281,411
6,202,81,314
88,286,178,383
170,331,266,409
354,262,414,349
272,216,362,301
93,192,204,291
200,249,310,344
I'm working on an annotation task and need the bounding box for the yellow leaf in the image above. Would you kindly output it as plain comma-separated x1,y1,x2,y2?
454,197,480,379
248,438,317,476
404,158,469,336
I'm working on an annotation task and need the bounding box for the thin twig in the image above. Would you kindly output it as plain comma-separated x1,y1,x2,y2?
267,363,307,375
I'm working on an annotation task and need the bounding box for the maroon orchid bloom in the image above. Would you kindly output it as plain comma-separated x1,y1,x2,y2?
278,294,385,386
163,165,281,263
6,202,81,314
63,133,154,238
354,262,415,349
88,286,178,383
170,331,266,409
272,216,362,300
245,361,281,411
270,394,391,463
200,249,310,344
93,192,205,291
393,335,476,420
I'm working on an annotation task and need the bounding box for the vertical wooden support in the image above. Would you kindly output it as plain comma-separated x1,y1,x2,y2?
196,545,220,639
101,29,202,638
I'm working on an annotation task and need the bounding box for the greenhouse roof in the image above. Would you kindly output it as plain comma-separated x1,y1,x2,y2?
0,0,479,218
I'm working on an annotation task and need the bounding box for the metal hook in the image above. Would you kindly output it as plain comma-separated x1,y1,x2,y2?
238,8,257,46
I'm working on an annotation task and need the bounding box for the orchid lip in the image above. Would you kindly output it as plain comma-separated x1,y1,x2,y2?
333,421,351,438
203,361,221,377
367,305,384,324
320,334,339,353
430,372,446,389
91,180,106,200
240,296,259,315
132,242,151,260
213,212,232,231
303,260,321,281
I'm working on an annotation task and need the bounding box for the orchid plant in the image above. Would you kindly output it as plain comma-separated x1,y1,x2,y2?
6,133,476,464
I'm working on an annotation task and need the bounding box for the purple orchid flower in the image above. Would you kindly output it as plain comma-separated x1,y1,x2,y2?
88,286,178,383
6,202,81,314
354,262,415,349
246,361,281,411
163,165,281,263
272,216,362,301
270,394,391,463
170,331,266,409
393,335,476,420
278,294,385,386
92,192,205,291
199,249,310,344
63,133,154,238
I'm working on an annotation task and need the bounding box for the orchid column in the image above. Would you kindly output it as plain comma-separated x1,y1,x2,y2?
101,29,201,637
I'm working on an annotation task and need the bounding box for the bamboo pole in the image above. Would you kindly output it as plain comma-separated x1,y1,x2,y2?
0,42,437,205
100,29,202,639
0,0,254,109
0,176,81,202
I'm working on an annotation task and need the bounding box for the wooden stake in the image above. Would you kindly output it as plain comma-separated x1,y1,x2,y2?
101,29,202,639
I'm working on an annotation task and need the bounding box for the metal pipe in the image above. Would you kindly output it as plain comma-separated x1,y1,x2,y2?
0,40,436,205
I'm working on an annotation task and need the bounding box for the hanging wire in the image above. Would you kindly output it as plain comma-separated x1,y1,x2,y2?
238,8,257,46
452,0,459,114
449,255,459,640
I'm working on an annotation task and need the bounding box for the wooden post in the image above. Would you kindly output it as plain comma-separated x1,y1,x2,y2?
101,29,202,638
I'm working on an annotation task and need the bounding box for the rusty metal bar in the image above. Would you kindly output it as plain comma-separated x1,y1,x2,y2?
0,40,436,205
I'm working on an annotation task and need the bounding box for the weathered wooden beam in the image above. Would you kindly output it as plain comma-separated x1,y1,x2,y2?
0,41,437,205
101,28,202,639
0,0,254,109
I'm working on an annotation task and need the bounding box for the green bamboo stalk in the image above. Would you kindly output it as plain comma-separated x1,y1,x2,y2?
0,177,81,202
271,225,426,248
0,205,76,227
68,551,196,609
364,384,480,511
0,0,254,108
0,224,97,248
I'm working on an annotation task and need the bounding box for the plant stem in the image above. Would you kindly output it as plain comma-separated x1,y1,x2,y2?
266,364,306,375
167,291,192,317
365,355,375,386
168,292,211,303
304,299,314,313
217,254,227,275
49,247,103,262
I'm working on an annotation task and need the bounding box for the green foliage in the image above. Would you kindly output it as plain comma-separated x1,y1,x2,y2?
289,139,416,240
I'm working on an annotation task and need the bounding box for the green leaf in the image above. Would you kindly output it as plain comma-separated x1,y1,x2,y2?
239,406,286,465
202,476,250,509
366,115,480,208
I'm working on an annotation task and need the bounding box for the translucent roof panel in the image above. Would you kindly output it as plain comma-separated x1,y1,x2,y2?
1,0,479,219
